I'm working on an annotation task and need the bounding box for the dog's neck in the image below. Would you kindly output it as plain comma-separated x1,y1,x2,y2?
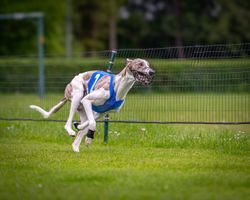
114,67,135,100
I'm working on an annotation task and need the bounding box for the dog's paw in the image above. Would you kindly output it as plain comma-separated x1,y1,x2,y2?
84,137,93,147
64,125,76,137
72,144,79,153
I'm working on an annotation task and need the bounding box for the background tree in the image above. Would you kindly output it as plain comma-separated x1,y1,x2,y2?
0,0,249,55
0,0,66,55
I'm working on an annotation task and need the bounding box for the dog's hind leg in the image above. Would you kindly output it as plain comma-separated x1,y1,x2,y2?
64,93,83,137
72,109,88,152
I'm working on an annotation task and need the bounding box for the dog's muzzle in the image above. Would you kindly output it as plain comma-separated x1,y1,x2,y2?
132,69,155,85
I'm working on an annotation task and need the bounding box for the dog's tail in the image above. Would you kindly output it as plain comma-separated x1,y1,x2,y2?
30,97,67,118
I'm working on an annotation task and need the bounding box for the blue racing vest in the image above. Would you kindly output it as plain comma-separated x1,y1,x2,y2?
87,71,124,113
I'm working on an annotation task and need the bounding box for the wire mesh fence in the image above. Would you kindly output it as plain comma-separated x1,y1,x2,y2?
0,43,249,124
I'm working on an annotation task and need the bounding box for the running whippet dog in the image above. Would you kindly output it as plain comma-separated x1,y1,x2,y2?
30,58,155,152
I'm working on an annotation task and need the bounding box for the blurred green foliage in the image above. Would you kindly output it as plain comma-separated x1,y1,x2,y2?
0,0,249,55
0,0,66,54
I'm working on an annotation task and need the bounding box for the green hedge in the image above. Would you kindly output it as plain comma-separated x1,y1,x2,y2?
0,57,249,93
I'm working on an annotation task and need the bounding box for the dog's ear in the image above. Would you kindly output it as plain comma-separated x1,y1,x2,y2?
126,58,132,64
122,59,133,77
126,58,133,70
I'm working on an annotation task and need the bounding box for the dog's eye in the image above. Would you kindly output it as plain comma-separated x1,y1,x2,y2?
139,62,143,67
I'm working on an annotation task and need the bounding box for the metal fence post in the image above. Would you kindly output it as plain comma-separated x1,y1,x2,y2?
0,12,45,98
104,50,117,143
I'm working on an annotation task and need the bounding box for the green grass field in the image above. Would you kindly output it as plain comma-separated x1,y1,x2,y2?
0,93,250,200
0,93,249,122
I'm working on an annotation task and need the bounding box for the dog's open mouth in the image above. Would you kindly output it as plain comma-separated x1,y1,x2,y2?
132,71,153,85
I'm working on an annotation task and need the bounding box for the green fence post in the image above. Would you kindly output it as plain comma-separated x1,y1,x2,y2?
104,50,117,143
0,12,45,98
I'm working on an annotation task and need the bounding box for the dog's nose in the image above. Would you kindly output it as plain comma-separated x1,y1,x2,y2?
149,70,155,76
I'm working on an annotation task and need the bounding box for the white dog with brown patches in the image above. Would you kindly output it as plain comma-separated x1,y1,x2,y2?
30,58,154,152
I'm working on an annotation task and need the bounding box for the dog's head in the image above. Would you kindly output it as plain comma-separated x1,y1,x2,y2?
126,58,155,85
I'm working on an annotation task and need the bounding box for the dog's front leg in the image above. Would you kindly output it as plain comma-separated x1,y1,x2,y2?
82,98,96,132
81,99,97,146
72,111,100,152
80,89,109,146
